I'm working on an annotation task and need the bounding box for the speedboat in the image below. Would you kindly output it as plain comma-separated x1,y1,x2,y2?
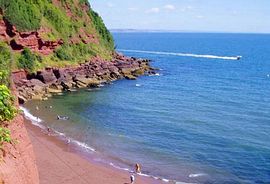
236,56,242,60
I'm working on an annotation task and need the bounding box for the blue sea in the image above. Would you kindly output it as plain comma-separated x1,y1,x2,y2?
24,33,270,183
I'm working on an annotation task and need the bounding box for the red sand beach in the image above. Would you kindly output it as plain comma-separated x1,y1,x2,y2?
25,120,169,184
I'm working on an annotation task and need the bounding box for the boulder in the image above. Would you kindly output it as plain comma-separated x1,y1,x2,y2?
121,68,133,75
75,81,87,88
36,70,57,84
47,88,62,94
133,69,145,76
32,94,45,101
33,85,45,94
125,75,137,80
87,79,101,88
18,95,27,104
60,81,71,91
30,79,46,86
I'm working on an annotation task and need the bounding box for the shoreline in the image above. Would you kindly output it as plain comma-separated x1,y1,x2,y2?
22,108,173,184
12,53,157,104
13,52,177,183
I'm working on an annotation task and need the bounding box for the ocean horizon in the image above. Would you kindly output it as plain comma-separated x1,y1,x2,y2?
23,32,270,184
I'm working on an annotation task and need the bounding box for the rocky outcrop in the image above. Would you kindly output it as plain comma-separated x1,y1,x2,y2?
0,18,64,55
12,53,157,103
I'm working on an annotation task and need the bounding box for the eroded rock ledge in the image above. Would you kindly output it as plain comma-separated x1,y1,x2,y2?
12,53,157,104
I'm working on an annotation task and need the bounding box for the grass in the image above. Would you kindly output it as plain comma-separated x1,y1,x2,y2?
0,0,42,31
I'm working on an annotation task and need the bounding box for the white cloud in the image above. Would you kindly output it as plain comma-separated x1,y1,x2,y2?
164,4,176,11
146,7,160,14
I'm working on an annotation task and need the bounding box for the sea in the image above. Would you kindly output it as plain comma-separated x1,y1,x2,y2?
22,33,270,184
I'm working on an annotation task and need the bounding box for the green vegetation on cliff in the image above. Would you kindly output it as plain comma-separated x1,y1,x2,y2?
0,85,16,122
0,0,42,31
0,0,114,72
0,43,16,148
0,42,11,85
0,42,16,121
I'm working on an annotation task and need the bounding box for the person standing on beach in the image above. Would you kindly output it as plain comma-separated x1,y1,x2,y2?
130,174,135,184
135,163,141,173
47,127,52,136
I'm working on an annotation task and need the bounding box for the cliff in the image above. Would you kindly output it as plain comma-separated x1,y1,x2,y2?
0,0,114,72
0,115,39,184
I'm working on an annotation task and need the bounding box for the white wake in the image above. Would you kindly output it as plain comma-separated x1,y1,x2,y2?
118,49,241,60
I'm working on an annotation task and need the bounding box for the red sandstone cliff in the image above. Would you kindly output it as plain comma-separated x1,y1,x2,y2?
0,18,64,55
0,115,39,184
0,80,39,184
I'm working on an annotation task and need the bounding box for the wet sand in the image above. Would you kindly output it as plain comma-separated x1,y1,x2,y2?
25,120,168,184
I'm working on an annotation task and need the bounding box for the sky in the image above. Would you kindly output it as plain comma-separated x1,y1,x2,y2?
90,0,270,33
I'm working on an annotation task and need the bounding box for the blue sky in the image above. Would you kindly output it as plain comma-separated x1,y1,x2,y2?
90,0,270,33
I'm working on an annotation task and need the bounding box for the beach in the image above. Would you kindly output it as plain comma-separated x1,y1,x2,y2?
25,119,166,184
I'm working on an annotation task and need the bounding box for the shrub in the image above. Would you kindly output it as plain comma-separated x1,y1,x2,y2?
55,45,73,61
0,127,11,148
55,43,97,61
17,48,36,72
73,42,96,57
0,85,16,122
0,42,11,85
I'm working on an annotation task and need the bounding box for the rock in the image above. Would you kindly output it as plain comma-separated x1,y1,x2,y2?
18,95,27,104
47,88,63,94
125,75,137,80
60,81,70,91
133,69,145,76
75,76,90,84
33,85,45,94
32,94,45,100
36,71,57,84
12,52,154,102
30,79,46,86
12,70,27,82
75,81,87,88
44,93,52,98
87,79,101,88
49,83,62,90
121,68,134,75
